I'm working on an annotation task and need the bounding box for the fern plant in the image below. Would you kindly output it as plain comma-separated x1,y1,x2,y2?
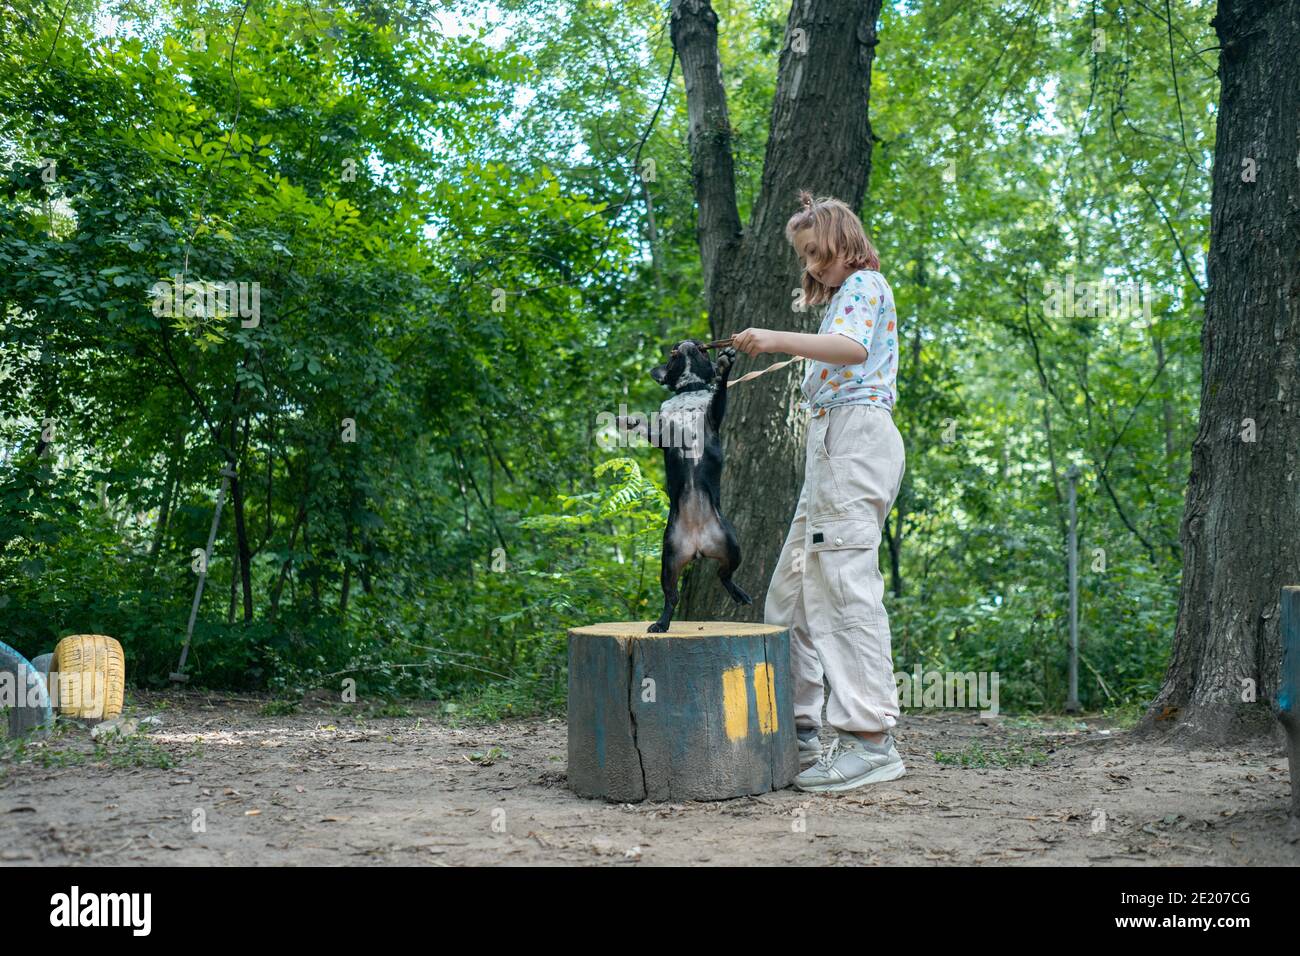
523,457,668,529
520,457,668,620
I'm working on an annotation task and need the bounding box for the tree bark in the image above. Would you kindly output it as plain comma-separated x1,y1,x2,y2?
1140,0,1300,743
671,0,883,620
670,0,744,309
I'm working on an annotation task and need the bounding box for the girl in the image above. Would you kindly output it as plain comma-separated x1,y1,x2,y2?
731,190,906,792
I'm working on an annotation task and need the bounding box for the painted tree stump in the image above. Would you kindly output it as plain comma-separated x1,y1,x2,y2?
567,621,797,802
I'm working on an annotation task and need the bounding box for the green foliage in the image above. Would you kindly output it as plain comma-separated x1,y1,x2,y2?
259,699,298,717
0,0,1217,717
93,732,177,769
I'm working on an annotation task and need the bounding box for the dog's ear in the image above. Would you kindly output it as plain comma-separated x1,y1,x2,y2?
650,363,670,386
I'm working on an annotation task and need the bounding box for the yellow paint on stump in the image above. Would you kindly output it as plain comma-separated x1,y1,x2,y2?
753,662,778,735
722,663,780,740
721,666,749,741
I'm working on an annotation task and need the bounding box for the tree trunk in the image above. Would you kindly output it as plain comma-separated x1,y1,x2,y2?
1150,329,1176,466
228,415,254,624
1141,0,1300,743
228,536,240,624
269,501,306,624
304,518,319,609
882,511,902,598
359,528,374,596
229,469,254,622
671,0,883,620
340,517,353,612
147,428,183,571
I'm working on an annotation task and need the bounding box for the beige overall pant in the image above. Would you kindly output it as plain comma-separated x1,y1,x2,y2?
763,403,905,734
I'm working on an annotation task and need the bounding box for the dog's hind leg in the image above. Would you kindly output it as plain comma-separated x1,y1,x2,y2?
715,517,752,606
649,540,693,633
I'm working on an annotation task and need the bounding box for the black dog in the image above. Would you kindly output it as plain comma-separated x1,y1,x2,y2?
624,340,751,633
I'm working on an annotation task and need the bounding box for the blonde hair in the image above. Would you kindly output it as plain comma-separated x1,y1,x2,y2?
784,190,880,307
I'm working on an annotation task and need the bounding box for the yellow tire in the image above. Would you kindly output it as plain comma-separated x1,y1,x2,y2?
52,634,125,720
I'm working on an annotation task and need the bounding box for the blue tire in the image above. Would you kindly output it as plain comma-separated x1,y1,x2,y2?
0,641,53,739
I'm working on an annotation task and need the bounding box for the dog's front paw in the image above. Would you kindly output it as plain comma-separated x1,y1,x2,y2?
617,415,649,443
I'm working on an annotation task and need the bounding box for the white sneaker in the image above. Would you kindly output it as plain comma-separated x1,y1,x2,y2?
794,730,906,792
796,726,822,768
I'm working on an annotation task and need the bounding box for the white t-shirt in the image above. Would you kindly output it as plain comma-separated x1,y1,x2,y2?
799,269,898,417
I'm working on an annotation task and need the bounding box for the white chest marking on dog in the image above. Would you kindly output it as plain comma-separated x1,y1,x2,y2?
657,390,712,453
659,389,712,418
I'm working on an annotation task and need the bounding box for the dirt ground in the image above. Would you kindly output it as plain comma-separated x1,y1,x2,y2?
1,691,1298,866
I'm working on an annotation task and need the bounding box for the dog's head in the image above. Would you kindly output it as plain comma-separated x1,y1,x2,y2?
650,340,716,393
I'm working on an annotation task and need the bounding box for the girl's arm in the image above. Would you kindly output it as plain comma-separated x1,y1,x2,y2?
732,328,867,365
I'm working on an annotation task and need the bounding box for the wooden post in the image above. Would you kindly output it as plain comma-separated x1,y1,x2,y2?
567,621,797,802
1279,588,1300,817
172,466,236,683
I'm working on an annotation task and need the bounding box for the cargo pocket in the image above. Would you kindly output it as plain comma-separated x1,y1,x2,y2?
810,409,893,519
807,432,843,519
807,515,883,627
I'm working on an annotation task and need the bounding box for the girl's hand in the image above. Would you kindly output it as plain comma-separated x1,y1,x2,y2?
732,328,781,357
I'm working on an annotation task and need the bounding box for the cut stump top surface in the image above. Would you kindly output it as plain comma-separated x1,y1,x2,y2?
568,621,785,639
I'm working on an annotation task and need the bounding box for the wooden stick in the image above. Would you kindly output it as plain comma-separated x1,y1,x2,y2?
672,337,733,356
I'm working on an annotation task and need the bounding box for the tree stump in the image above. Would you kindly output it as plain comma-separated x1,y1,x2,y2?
567,621,797,802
